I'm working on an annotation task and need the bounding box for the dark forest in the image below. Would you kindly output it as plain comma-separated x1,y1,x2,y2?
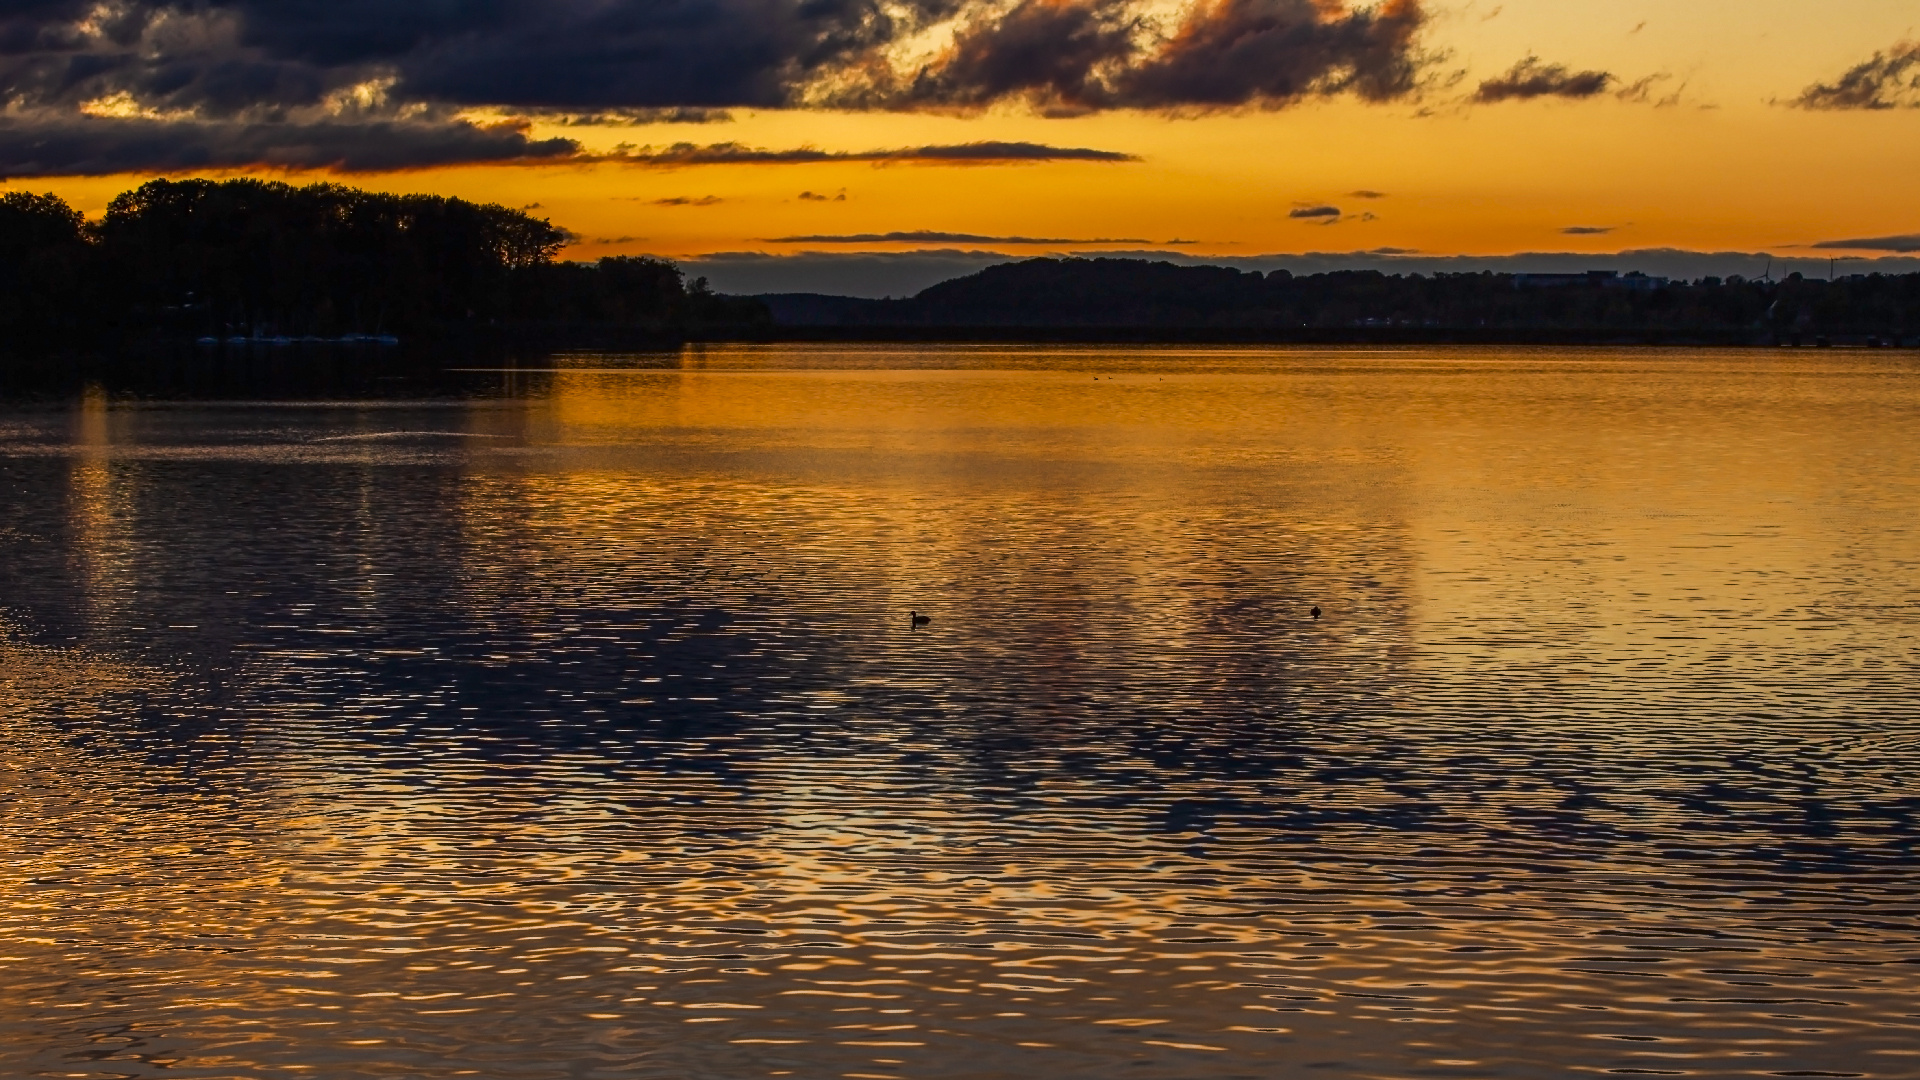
0,179,765,354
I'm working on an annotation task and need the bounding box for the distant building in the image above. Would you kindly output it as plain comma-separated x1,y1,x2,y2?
1512,270,1670,291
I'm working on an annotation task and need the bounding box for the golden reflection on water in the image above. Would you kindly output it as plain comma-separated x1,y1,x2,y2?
3,347,1919,1079
66,384,141,633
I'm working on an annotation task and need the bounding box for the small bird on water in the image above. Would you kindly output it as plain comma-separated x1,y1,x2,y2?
1311,606,1322,620
910,610,932,628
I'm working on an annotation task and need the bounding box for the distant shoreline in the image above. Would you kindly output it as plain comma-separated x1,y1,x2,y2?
725,326,1913,348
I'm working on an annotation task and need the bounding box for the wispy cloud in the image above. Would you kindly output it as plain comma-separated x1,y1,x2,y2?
1349,190,1389,199
1289,204,1378,226
764,231,1154,245
653,195,725,206
1613,74,1685,107
535,108,735,126
611,141,1138,166
1473,56,1614,102
1562,226,1614,235
1810,233,1920,253
1791,41,1920,110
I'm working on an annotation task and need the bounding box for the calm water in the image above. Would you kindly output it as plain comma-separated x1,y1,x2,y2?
3,346,1919,1080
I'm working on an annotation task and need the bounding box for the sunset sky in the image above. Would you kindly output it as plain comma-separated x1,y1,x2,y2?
3,0,1916,290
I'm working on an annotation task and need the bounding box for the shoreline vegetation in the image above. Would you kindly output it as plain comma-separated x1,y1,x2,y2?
0,179,768,360
4,178,1918,393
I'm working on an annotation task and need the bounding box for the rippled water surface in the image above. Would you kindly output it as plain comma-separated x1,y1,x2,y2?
4,345,1920,1080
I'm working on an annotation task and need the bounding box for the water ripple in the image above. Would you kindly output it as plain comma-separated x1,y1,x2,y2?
2,346,1917,1079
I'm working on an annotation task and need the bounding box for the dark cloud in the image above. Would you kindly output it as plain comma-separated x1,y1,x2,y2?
1111,0,1428,108
0,0,1431,133
879,140,1137,162
882,0,1137,111
765,230,1153,244
1792,41,1920,110
653,195,724,206
540,108,736,126
798,190,846,201
832,0,1430,111
1810,234,1920,253
0,0,876,174
0,0,1430,174
1562,226,1613,235
382,0,936,110
1290,205,1342,219
1349,189,1388,198
1473,56,1613,102
614,141,1137,165
2,0,959,114
0,115,578,177
0,125,1133,176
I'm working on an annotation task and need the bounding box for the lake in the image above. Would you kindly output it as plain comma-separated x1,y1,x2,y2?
3,345,1918,1079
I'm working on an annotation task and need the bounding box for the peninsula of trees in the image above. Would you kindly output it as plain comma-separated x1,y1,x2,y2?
0,179,764,355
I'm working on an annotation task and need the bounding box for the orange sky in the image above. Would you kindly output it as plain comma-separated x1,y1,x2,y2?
7,0,1917,262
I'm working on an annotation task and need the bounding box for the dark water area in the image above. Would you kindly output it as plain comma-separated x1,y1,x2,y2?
0,341,640,403
3,346,1919,1079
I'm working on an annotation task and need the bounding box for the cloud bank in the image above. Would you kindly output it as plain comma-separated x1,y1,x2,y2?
1811,234,1920,253
0,0,1432,175
614,141,1137,167
0,115,578,176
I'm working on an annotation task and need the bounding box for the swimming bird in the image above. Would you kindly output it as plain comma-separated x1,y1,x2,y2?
1311,606,1322,620
910,610,932,628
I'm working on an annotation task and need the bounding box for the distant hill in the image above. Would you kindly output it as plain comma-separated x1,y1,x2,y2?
757,257,1920,345
755,293,903,327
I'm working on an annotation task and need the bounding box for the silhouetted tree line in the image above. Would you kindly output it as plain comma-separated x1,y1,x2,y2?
766,258,1920,344
0,179,766,354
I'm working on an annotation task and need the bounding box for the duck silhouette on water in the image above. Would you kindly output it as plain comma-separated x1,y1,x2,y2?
1311,606,1322,620
910,610,932,628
